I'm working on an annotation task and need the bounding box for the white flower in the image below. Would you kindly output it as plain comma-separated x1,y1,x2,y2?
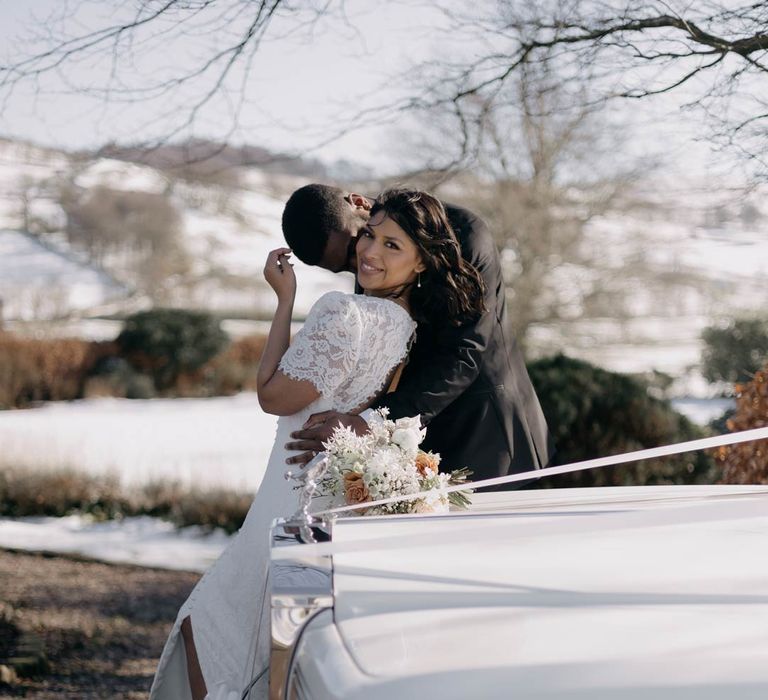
390,416,425,456
391,427,420,454
316,411,468,517
394,416,426,440
422,487,449,511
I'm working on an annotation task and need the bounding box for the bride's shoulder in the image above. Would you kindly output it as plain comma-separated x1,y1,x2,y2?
308,290,352,312
354,296,417,336
308,292,415,331
304,292,364,329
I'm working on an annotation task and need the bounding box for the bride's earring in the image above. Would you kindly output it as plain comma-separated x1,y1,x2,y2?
417,272,421,288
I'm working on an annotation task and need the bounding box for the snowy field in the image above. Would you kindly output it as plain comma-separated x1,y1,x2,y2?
0,393,731,491
0,515,229,572
0,394,280,571
0,393,734,571
0,393,279,492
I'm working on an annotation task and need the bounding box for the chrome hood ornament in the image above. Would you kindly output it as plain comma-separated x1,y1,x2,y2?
284,452,332,544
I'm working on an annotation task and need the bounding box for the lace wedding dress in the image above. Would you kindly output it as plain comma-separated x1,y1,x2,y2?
150,291,416,700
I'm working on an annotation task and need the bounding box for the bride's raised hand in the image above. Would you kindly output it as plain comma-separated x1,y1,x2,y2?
263,247,296,303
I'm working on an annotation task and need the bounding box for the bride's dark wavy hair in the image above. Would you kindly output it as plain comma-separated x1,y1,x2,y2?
367,188,485,326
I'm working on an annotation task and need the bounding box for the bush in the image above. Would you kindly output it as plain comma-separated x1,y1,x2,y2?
141,481,253,533
527,354,716,487
701,318,768,385
0,334,113,409
715,363,768,483
0,327,264,407
84,356,157,399
117,309,229,392
198,335,267,395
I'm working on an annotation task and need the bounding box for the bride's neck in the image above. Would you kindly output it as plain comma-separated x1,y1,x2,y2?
364,288,412,316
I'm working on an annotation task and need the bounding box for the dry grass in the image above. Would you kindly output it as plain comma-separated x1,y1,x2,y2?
0,468,252,534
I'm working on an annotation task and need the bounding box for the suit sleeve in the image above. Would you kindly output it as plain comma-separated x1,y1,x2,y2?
373,214,500,425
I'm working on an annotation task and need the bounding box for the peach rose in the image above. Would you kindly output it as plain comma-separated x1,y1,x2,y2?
412,500,435,514
415,451,440,477
343,471,371,511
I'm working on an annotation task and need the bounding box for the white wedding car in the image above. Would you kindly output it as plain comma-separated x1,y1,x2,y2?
268,484,768,700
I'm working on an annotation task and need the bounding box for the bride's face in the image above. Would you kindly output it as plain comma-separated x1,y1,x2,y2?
356,212,425,296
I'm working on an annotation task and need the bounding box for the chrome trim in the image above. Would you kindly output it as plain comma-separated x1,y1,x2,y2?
283,454,330,543
269,516,334,700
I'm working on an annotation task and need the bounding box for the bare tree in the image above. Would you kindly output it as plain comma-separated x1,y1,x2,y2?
412,1,768,176
60,184,189,302
2,1,767,174
0,1,340,149
416,56,650,351
398,49,730,356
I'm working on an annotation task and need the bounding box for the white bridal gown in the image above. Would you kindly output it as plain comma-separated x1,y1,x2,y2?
150,291,416,700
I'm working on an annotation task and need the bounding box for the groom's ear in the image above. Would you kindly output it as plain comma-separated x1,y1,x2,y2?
348,193,371,211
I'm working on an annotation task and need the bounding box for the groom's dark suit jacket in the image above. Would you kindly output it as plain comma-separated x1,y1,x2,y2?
372,203,554,485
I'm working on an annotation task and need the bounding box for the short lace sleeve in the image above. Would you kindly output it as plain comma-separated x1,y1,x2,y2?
279,291,363,398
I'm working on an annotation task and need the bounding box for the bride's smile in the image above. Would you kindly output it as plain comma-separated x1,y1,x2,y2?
356,212,425,298
358,258,383,274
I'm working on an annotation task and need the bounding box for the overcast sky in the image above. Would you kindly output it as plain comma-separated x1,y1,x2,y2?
0,1,754,185
0,1,449,171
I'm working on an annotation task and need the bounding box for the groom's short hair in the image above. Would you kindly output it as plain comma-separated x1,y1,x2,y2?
282,184,348,265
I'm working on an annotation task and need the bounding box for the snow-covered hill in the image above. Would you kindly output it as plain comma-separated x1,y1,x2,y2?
0,138,351,327
526,196,768,393
0,136,765,392
0,229,128,320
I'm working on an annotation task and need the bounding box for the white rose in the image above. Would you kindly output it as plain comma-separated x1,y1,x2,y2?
394,416,426,440
391,427,420,454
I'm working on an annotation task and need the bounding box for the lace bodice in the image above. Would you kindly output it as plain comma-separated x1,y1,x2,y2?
279,291,416,413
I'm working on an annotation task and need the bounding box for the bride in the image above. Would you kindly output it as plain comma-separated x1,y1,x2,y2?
149,188,485,700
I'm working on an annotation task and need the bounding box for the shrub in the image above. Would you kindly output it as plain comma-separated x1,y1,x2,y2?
83,356,156,399
701,318,768,385
199,335,267,395
0,334,113,409
714,363,768,483
527,354,716,487
0,328,264,407
117,309,229,392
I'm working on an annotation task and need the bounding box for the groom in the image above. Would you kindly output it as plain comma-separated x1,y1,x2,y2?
280,184,553,486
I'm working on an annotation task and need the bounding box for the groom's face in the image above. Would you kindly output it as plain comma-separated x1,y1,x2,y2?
318,195,371,273
319,224,364,273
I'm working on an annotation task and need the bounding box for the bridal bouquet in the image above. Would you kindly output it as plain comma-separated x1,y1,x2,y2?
318,409,472,516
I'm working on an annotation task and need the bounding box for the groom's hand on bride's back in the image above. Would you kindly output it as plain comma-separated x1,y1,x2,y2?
285,411,369,466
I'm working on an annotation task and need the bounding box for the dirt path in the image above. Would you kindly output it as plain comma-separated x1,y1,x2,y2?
0,548,200,699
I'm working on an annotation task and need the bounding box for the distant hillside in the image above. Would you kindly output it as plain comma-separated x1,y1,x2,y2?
0,135,766,395
93,138,374,183
0,137,352,326
96,138,331,180
0,228,130,322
